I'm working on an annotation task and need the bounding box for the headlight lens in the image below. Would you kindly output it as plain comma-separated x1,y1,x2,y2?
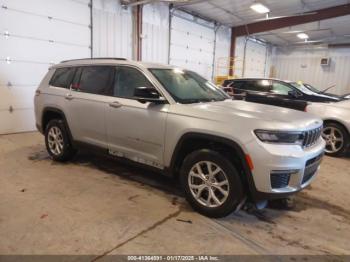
254,130,304,145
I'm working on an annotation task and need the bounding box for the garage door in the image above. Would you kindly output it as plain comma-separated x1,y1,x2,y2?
0,0,91,134
169,10,215,80
235,37,269,78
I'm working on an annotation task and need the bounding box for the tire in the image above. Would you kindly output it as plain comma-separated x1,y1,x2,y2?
322,122,350,157
45,119,76,162
180,149,244,218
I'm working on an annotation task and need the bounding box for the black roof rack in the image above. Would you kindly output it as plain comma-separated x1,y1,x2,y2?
60,57,127,63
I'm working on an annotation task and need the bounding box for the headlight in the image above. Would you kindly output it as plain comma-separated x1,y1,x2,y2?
254,130,304,145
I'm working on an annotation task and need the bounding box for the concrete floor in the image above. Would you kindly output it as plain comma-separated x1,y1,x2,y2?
0,132,350,257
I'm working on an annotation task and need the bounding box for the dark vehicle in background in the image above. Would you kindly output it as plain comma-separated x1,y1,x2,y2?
222,79,343,110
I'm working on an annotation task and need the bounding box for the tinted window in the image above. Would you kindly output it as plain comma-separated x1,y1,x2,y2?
230,81,246,89
271,81,293,95
49,67,75,88
222,80,233,87
114,67,153,98
71,67,82,90
245,80,271,92
77,66,114,95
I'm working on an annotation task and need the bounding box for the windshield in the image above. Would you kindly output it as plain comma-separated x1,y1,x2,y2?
291,82,320,95
149,68,229,104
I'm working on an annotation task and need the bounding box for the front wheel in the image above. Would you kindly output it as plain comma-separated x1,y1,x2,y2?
322,123,349,157
180,149,244,218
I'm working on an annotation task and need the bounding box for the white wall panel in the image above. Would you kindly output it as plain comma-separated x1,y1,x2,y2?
142,3,169,64
214,26,231,76
169,10,215,80
93,0,132,59
234,37,270,78
0,0,90,134
272,47,350,95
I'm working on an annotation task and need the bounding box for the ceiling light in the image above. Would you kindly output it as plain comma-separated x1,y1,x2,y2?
250,3,270,14
297,33,309,39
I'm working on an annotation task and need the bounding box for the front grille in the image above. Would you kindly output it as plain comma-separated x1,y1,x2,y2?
302,126,322,147
302,153,323,184
271,172,291,189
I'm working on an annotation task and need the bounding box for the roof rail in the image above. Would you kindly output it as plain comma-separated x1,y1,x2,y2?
60,57,127,63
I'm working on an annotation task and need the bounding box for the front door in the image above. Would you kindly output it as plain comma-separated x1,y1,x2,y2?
105,66,168,168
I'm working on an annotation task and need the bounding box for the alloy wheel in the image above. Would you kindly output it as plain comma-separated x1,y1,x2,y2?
188,161,230,208
47,126,64,156
322,126,344,154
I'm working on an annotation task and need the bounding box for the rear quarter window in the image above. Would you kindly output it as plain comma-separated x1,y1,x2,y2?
49,67,75,88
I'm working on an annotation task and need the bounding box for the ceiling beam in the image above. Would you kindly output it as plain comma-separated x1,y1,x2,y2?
233,4,350,37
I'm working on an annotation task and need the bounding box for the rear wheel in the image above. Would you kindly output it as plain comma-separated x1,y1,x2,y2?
322,122,349,157
45,119,76,162
180,149,244,218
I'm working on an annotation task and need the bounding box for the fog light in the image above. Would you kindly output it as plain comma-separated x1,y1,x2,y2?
270,170,299,189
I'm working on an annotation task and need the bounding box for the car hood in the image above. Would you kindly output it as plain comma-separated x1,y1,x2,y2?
183,99,322,131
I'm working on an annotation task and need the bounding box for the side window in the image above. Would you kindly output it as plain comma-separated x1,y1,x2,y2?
230,81,246,89
245,80,271,92
223,80,234,87
71,67,82,90
114,67,154,98
76,66,114,96
246,80,271,92
271,81,293,95
49,67,75,88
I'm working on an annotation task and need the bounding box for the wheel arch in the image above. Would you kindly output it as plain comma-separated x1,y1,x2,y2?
323,119,350,137
167,132,256,197
42,107,74,143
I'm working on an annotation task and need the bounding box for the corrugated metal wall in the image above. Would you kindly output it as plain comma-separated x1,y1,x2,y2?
169,10,216,80
272,47,350,95
142,2,169,64
235,37,271,78
93,2,232,80
214,26,231,77
93,0,132,59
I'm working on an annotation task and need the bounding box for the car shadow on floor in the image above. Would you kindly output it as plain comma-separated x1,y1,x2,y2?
28,147,292,222
72,151,184,197
70,151,293,221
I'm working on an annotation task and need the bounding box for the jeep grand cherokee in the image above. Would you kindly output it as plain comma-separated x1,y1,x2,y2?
34,58,325,217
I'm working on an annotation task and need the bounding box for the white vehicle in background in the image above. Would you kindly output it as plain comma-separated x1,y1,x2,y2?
307,100,350,157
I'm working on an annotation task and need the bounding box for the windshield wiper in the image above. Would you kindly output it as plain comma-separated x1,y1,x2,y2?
320,85,336,94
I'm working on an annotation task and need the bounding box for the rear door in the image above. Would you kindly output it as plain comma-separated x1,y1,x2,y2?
46,67,76,113
64,66,114,148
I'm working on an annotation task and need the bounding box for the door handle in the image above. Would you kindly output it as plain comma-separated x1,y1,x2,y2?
65,94,74,100
109,101,122,108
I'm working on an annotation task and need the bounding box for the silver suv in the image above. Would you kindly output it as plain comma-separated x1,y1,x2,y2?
34,58,325,217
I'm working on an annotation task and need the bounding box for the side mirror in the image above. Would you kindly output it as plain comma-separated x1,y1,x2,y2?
133,87,166,104
288,90,299,98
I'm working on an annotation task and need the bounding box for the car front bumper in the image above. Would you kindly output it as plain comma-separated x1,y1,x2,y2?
246,137,326,197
